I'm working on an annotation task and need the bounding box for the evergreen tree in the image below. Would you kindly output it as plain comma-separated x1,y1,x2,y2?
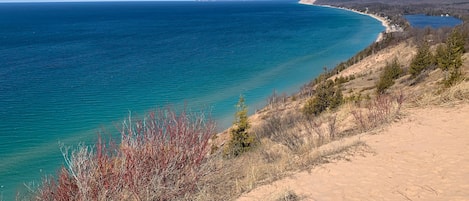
329,88,343,110
303,80,343,116
409,42,433,77
225,95,254,157
376,58,403,94
438,28,466,86
435,44,449,70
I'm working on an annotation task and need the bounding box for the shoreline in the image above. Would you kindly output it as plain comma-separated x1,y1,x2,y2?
299,0,391,42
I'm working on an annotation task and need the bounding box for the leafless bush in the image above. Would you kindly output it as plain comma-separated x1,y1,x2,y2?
309,114,337,145
32,107,215,201
326,115,337,141
299,83,315,98
267,90,288,110
309,119,325,139
259,148,283,164
257,110,341,154
396,90,405,112
368,94,393,125
352,92,404,131
351,109,368,132
256,111,307,153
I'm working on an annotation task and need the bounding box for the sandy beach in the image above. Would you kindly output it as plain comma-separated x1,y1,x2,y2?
299,0,391,42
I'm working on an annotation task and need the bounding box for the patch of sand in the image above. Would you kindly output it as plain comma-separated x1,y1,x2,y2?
330,42,417,80
238,104,469,200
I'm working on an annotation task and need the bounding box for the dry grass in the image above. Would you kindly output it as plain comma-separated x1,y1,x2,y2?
195,133,372,200
412,80,469,107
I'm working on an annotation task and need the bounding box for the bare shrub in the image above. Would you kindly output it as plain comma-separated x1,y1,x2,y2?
308,114,337,146
257,109,341,156
326,115,337,141
368,95,393,125
396,90,405,112
267,90,288,110
351,109,368,132
352,92,404,131
309,118,326,147
33,107,215,201
258,112,305,153
260,148,283,164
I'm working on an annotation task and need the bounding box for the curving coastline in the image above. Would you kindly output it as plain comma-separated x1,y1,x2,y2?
299,0,391,42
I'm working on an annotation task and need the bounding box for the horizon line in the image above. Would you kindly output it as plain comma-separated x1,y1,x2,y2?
0,0,196,3
0,0,287,2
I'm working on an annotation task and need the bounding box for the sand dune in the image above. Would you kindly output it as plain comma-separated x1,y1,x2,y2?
238,104,469,200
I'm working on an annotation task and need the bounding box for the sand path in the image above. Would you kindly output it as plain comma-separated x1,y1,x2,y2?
238,104,469,201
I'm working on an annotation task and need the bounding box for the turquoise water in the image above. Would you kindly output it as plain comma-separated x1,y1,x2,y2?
0,1,383,199
405,14,463,28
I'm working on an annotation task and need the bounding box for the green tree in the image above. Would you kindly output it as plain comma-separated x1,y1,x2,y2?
225,95,254,157
376,58,403,94
435,44,448,70
409,42,433,77
438,28,466,86
303,80,343,116
329,87,343,110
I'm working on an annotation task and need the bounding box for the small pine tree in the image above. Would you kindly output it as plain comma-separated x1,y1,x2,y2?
409,42,433,77
376,58,403,94
303,80,343,116
435,44,449,70
438,28,466,86
329,88,343,110
225,95,254,157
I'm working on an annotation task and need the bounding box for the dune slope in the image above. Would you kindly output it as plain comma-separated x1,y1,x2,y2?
238,104,469,200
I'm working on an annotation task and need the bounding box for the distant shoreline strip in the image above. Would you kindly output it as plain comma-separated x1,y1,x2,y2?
298,0,391,42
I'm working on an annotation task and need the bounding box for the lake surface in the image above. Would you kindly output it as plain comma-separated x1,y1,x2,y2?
405,14,463,28
0,1,383,199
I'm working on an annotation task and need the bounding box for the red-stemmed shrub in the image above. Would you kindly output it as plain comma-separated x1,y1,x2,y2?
32,107,215,201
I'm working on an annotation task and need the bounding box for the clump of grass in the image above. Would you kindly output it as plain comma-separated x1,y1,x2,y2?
413,80,469,106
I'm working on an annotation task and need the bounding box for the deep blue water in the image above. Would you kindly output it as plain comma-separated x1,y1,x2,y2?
405,14,463,29
0,1,383,199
